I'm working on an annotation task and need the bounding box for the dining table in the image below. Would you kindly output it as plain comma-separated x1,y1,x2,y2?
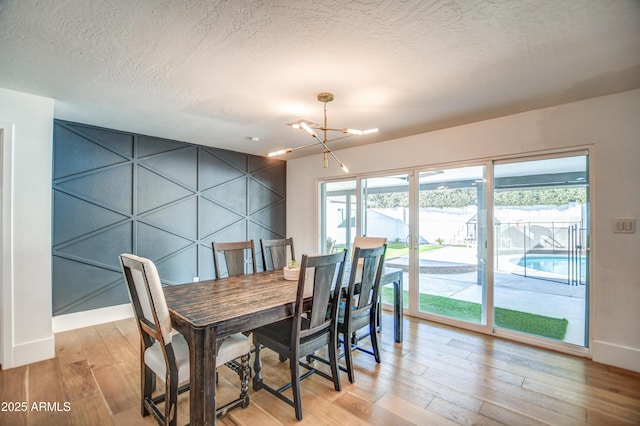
163,266,403,425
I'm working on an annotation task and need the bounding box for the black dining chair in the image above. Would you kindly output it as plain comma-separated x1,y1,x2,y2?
260,237,295,271
119,253,251,425
338,244,387,383
212,240,257,279
352,236,388,331
251,250,347,421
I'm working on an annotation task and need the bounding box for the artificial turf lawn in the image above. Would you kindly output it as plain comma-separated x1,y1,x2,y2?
381,287,568,340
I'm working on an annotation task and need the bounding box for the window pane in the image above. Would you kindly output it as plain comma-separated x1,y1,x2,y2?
321,180,356,254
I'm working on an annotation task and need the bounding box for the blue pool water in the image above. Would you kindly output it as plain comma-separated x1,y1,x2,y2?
514,255,586,275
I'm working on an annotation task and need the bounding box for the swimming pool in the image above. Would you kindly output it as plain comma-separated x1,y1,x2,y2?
511,254,587,283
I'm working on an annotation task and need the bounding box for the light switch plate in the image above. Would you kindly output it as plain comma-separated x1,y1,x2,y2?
613,219,636,234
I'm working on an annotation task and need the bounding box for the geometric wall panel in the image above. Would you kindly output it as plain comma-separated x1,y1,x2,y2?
137,166,195,214
139,146,198,190
201,178,247,215
52,256,126,314
138,135,188,157
197,244,217,281
206,147,248,173
57,165,133,213
199,198,245,239
52,191,129,246
53,125,129,180
208,220,248,244
251,200,286,236
155,245,199,285
199,148,246,189
248,178,284,214
251,159,286,194
140,197,198,241
136,222,194,262
72,125,134,158
52,120,286,315
57,222,133,269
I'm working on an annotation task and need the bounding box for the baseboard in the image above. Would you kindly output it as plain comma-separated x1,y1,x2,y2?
52,304,134,333
6,335,56,369
591,339,640,373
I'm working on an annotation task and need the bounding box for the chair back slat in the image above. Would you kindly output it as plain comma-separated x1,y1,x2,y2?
260,238,295,271
295,250,347,339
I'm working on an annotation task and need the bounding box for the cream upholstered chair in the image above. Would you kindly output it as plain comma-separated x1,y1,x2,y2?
119,254,251,425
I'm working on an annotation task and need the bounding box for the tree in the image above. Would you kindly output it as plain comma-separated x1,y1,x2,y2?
364,187,586,209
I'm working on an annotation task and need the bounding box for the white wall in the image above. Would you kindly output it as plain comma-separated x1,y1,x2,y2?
287,89,640,372
0,87,54,369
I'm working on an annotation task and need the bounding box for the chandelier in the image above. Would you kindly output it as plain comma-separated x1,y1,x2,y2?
267,92,378,173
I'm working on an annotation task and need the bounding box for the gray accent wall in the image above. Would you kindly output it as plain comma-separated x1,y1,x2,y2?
52,120,286,316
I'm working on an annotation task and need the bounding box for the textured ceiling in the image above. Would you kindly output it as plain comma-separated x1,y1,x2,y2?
1,0,639,159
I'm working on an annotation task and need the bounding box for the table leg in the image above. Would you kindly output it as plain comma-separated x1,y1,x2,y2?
189,327,217,425
252,342,263,391
393,274,403,343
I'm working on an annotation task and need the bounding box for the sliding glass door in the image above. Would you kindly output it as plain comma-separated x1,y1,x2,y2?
319,150,590,350
493,153,589,346
416,166,488,324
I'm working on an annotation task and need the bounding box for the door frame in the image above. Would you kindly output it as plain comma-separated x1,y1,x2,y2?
1,122,14,368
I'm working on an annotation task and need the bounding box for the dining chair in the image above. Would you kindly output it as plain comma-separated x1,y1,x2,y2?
352,236,388,330
252,250,347,421
260,237,295,271
338,244,387,383
212,240,257,279
119,253,251,425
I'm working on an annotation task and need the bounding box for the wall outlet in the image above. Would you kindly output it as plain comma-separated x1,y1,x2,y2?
193,276,200,282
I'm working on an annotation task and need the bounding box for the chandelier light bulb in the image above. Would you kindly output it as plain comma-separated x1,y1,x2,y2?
345,128,364,135
267,148,292,157
300,121,317,138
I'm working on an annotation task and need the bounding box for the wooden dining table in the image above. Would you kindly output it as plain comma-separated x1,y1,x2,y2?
163,267,403,425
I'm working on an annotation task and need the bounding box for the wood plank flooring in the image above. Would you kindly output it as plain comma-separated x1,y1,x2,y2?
1,313,639,425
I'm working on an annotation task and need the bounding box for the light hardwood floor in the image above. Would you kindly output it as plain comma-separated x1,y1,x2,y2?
1,313,639,425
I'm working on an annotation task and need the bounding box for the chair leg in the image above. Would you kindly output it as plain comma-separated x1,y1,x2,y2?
329,333,342,391
290,355,303,420
369,316,381,363
343,331,354,383
141,364,154,417
165,374,178,426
